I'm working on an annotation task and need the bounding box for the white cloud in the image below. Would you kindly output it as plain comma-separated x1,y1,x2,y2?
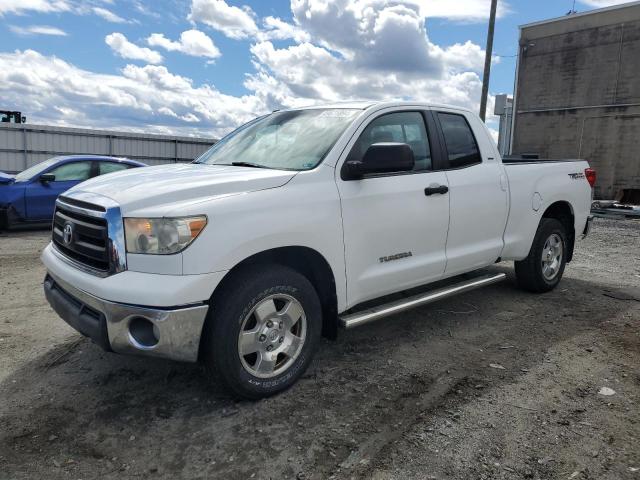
105,33,163,64
121,64,194,91
0,1,138,25
578,0,635,7
0,1,500,138
0,50,263,137
92,6,127,23
0,0,71,15
147,30,221,60
488,127,499,144
419,0,510,21
9,24,68,36
436,41,496,72
258,16,311,43
188,0,258,40
132,0,160,19
158,106,178,118
242,0,491,113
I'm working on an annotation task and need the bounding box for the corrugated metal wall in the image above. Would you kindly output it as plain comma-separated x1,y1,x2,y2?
0,123,216,173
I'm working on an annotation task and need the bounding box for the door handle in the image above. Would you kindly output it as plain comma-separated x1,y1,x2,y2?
424,185,449,196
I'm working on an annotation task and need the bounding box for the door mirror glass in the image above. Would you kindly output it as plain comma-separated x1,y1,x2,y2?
39,173,56,183
344,143,415,179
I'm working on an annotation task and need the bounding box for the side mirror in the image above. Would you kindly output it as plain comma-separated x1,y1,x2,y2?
39,173,56,183
343,143,415,180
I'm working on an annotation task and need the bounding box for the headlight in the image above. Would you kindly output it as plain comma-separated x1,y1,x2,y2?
124,216,207,255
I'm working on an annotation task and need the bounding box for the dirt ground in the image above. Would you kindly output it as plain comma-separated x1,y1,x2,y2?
0,218,638,480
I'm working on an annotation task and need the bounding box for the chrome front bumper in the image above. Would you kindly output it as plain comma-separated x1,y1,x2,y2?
44,272,209,362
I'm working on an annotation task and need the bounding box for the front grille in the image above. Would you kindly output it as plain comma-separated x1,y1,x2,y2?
52,204,110,272
58,195,106,212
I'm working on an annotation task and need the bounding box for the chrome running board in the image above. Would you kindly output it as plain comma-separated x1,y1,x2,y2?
339,273,507,329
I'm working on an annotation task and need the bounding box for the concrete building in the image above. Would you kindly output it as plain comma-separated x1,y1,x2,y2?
0,123,216,173
511,1,640,199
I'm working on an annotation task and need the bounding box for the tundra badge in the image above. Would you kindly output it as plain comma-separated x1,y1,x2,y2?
379,252,413,263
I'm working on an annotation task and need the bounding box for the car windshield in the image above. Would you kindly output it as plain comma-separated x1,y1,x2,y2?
194,109,361,171
14,157,63,182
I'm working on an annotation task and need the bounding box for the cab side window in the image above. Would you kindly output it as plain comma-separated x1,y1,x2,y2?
48,162,92,181
348,112,432,171
437,113,482,169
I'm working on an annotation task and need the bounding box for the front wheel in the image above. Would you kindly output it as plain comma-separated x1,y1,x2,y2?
202,265,322,399
515,218,567,293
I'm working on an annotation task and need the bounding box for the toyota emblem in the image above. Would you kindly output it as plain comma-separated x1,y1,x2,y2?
63,223,74,245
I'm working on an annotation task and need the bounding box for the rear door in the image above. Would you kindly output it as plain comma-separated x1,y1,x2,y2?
432,109,508,276
337,109,450,307
25,161,94,221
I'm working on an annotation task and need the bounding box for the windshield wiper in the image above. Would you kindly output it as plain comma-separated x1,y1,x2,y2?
229,161,271,169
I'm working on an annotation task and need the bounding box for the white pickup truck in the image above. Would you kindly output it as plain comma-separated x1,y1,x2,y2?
42,101,595,398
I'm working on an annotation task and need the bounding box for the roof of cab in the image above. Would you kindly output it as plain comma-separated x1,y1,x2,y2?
290,101,377,110
285,100,474,114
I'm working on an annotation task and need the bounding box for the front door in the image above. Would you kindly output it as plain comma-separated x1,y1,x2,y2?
337,110,450,308
25,161,94,221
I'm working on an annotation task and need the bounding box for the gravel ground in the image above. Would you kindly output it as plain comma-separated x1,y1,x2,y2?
0,218,638,480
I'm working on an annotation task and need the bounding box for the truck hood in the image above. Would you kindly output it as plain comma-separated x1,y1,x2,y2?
0,172,15,184
67,163,297,213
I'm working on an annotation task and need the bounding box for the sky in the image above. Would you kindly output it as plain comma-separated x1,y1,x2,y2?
0,0,634,139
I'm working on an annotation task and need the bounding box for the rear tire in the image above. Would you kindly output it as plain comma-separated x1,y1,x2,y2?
515,218,567,293
202,264,322,399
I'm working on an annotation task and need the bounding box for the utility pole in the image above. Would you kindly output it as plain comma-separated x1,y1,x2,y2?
479,0,498,122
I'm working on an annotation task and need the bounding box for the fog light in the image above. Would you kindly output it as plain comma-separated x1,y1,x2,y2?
129,317,159,348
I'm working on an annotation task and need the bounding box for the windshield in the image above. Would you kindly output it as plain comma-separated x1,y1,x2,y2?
194,109,361,171
14,157,62,182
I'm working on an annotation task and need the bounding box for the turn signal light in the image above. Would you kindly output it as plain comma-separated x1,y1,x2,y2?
188,218,207,239
585,168,596,188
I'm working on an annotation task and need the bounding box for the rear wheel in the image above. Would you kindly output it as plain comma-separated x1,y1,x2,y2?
202,265,321,399
515,218,567,293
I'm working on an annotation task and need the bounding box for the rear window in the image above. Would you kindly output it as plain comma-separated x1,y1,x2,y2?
438,113,482,169
100,162,133,175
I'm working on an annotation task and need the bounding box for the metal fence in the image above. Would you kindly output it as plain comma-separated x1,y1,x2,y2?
0,123,216,173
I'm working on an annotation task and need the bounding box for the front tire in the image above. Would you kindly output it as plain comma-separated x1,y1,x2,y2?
515,218,567,293
202,264,322,399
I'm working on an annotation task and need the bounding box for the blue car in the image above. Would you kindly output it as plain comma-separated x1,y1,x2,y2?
0,155,146,229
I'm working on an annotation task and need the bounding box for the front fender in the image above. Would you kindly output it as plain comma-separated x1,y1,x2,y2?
180,166,348,312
